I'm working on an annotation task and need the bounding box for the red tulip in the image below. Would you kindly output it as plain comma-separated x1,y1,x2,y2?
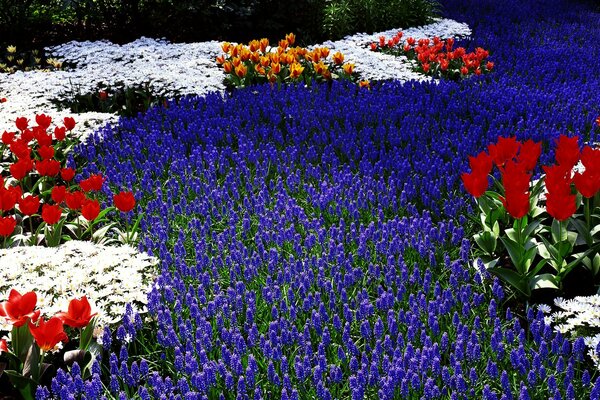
35,159,61,177
0,339,7,353
51,185,67,203
55,296,97,328
79,174,105,192
18,195,40,216
555,135,580,169
63,117,76,131
9,158,34,180
15,117,28,131
546,190,577,221
461,171,488,198
574,170,600,198
581,145,600,175
516,139,541,172
81,199,100,221
0,186,21,212
542,164,572,196
41,204,62,225
501,160,531,193
33,126,52,147
488,136,520,167
60,167,76,182
501,189,530,219
0,216,17,237
35,114,52,130
113,191,136,212
28,316,68,352
65,191,86,210
38,145,55,160
1,131,15,145
0,289,38,327
54,126,66,141
10,139,31,159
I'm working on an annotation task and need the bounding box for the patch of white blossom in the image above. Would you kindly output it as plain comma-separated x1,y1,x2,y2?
543,296,600,368
0,18,471,142
0,240,158,331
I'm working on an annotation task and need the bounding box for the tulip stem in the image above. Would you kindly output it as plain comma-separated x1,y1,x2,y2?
29,218,35,246
585,197,591,231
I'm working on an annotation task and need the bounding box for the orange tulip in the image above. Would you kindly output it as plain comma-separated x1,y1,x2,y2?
235,64,247,78
319,47,330,58
285,33,296,45
232,57,241,67
312,61,327,75
221,42,232,53
279,39,289,50
271,54,280,64
289,63,304,79
259,38,269,53
260,56,270,67
223,61,233,73
250,51,260,63
267,71,277,83
249,40,260,52
240,47,251,62
342,63,355,75
255,64,266,75
271,62,281,74
332,51,344,65
359,80,370,89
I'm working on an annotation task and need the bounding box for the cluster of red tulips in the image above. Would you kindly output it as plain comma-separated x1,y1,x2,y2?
0,289,98,398
370,31,494,79
0,114,136,247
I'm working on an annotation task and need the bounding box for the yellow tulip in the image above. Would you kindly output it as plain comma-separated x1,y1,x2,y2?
221,42,231,53
240,47,251,62
342,63,355,75
259,38,269,53
279,39,289,50
260,56,270,67
285,33,296,45
250,51,260,63
223,61,233,73
235,63,247,78
271,54,280,64
6,45,17,53
332,51,344,65
249,40,260,52
289,62,304,79
312,61,328,75
359,80,370,89
271,62,281,74
255,64,266,75
319,47,330,59
232,57,241,67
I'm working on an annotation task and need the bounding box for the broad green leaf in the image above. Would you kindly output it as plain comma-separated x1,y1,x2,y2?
499,236,526,274
551,219,567,242
530,273,559,290
523,220,542,238
474,231,497,254
488,266,530,298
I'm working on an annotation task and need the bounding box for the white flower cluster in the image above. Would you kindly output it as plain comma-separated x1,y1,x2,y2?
544,296,600,368
0,240,158,331
0,18,471,143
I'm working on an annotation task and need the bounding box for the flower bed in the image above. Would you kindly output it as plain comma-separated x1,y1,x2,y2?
2,0,600,398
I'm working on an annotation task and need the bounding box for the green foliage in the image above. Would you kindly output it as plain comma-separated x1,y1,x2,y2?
322,0,441,40
53,81,178,118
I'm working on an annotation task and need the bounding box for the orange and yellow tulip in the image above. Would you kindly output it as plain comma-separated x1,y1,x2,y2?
271,62,281,74
332,51,344,65
359,80,370,89
216,55,225,64
232,57,242,67
235,63,248,78
250,51,260,63
312,61,328,75
240,47,251,62
342,63,355,75
249,40,260,52
221,42,232,53
259,38,269,53
260,56,270,67
285,33,296,45
279,39,289,50
289,63,304,79
222,61,233,73
255,64,266,75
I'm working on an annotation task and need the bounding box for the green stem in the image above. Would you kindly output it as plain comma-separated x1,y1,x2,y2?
29,218,35,246
585,196,591,231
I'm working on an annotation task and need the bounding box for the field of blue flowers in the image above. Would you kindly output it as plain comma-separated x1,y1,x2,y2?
49,0,600,398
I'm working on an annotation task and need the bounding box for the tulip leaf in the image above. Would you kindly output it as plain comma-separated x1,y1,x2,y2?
523,220,542,238
80,317,97,351
530,273,559,290
5,370,36,400
551,219,567,243
64,349,86,367
487,266,530,298
499,236,526,274
474,231,497,255
22,343,39,382
530,257,548,276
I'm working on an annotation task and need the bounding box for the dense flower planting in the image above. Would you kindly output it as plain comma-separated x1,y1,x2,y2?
217,34,368,89
0,115,138,247
369,31,494,79
23,0,600,398
463,135,600,300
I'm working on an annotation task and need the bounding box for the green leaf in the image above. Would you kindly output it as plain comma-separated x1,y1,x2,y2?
551,218,567,242
4,370,36,400
22,343,39,381
523,220,542,238
474,231,497,254
530,273,559,290
571,218,593,246
487,266,531,298
530,257,548,276
80,317,96,351
499,236,526,274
